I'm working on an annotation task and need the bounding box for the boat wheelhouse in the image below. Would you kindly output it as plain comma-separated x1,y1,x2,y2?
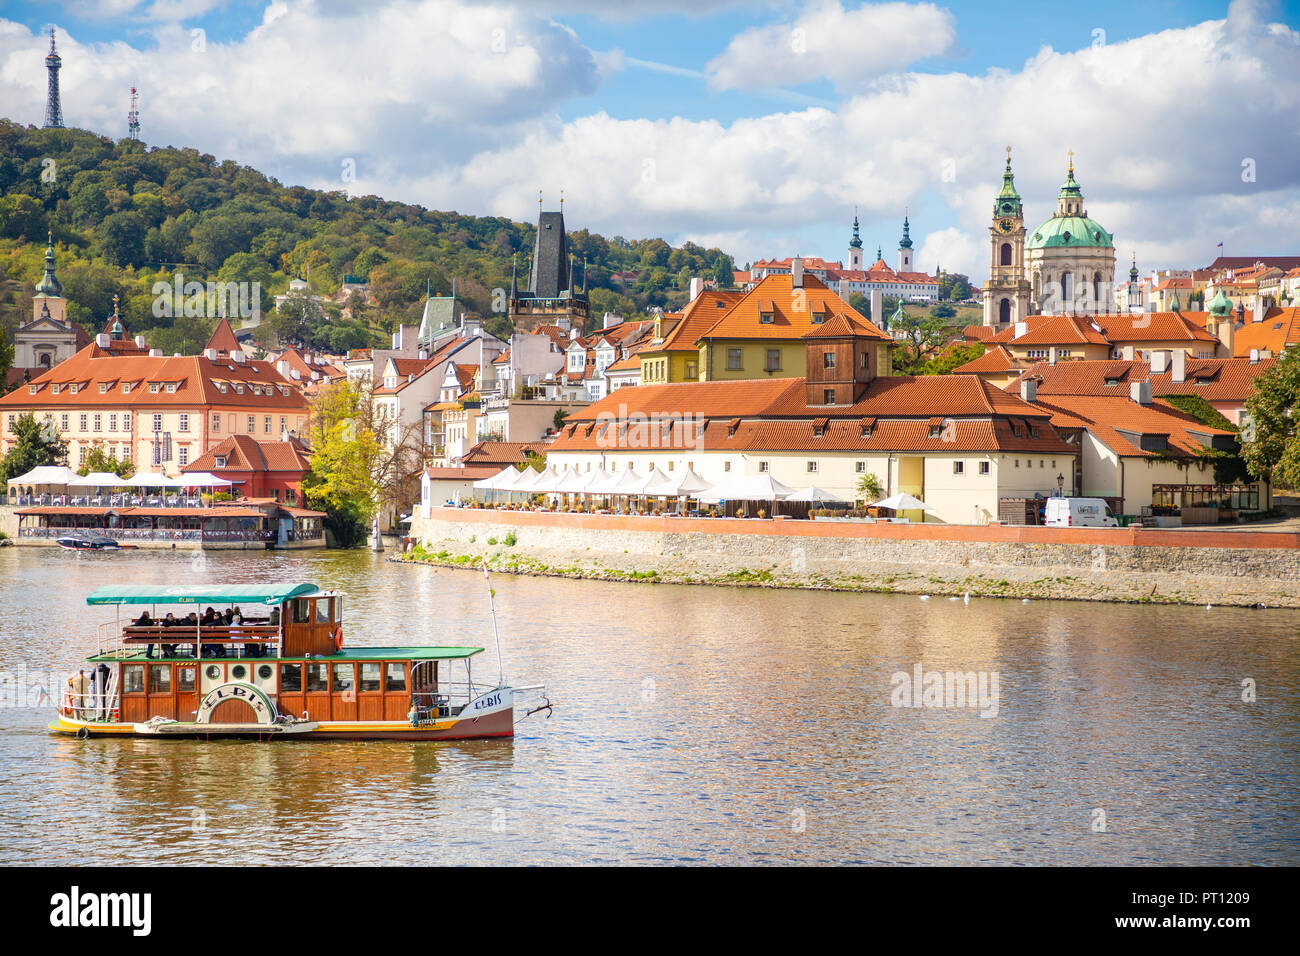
51,583,544,740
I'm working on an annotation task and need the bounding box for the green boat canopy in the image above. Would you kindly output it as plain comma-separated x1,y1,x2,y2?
86,583,320,607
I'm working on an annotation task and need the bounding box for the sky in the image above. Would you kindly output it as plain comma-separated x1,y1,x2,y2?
0,0,1298,284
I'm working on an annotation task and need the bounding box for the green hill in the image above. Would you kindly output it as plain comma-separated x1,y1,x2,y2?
0,120,737,355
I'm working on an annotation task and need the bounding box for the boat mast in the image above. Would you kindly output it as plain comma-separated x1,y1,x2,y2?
481,561,505,686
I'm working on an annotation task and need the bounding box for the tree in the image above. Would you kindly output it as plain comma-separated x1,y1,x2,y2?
79,446,134,478
890,313,959,374
100,210,146,267
856,472,883,503
0,412,68,483
930,302,956,320
924,343,984,376
1240,347,1300,488
712,254,735,289
938,272,973,301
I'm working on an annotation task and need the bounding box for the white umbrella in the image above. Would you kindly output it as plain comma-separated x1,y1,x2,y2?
70,471,125,487
786,485,848,503
873,492,938,515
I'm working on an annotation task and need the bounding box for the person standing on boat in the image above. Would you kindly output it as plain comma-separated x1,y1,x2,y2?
73,669,89,720
96,663,111,720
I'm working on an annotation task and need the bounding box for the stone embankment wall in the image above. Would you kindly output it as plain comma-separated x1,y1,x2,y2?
408,508,1300,607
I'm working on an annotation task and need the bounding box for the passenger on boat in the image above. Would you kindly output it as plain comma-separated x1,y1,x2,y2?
161,612,178,627
133,611,153,627
201,607,218,626
269,606,280,626
96,663,110,719
73,669,89,719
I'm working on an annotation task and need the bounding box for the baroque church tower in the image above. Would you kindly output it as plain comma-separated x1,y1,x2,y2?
847,209,863,271
982,148,1032,327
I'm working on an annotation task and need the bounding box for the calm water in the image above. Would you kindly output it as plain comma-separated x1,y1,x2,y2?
0,545,1296,865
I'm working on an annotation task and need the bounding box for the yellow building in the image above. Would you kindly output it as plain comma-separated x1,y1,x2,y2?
693,268,892,382
638,290,743,385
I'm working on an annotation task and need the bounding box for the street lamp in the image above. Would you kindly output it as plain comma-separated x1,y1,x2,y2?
1056,473,1065,497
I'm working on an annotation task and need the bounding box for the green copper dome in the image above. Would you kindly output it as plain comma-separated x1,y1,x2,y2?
1208,287,1233,316
1026,215,1113,250
34,232,63,297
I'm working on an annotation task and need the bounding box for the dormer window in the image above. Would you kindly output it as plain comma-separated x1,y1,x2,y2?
759,312,774,324
29,385,38,395
122,383,131,394
68,384,77,394
166,383,177,393
214,456,227,468
149,383,160,393
99,383,108,393
812,312,826,325
235,384,244,394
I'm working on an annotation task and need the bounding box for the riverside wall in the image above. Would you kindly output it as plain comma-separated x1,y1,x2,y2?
408,508,1300,607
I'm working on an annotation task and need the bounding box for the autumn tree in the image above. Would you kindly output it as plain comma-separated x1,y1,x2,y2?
1241,346,1300,489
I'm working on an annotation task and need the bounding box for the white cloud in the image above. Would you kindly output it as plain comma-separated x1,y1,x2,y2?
707,1,958,93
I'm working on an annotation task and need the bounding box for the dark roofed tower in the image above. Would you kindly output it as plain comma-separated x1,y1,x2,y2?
509,202,589,334
44,28,64,129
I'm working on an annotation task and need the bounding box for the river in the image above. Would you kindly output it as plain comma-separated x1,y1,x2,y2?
0,545,1296,865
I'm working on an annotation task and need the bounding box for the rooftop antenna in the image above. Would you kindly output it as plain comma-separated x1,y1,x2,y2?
127,86,140,141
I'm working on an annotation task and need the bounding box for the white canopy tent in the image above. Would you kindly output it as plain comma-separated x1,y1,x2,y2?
699,473,795,504
513,465,559,494
554,466,595,494
6,465,77,489
125,471,182,488
608,469,644,495
631,467,672,495
69,471,126,488
177,472,233,488
649,468,713,498
584,469,623,495
472,466,518,491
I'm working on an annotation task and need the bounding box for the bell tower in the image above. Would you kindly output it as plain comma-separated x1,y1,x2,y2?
981,147,1031,327
848,208,863,271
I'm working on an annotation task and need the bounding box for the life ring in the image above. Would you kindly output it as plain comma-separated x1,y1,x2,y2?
333,627,344,652
76,726,89,739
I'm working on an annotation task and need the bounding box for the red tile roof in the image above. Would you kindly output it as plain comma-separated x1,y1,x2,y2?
187,434,312,474
1013,357,1274,403
696,273,888,343
1033,395,1235,458
1231,307,1300,357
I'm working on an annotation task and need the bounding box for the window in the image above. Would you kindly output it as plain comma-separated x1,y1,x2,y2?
109,414,117,432
724,461,731,472
759,461,769,472
264,416,272,434
60,414,68,431
177,666,196,693
247,416,256,433
359,663,382,692
150,383,160,393
152,414,162,432
99,383,108,394
149,664,172,694
823,351,836,369
856,461,866,473
179,413,190,432
807,461,818,473
385,663,407,692
953,461,965,475
292,599,312,624
824,388,836,404
212,413,220,432
280,416,287,435
766,350,781,371
1014,459,1020,468
332,663,354,692
684,361,697,380
979,461,991,475
279,664,303,692
861,352,869,368
727,349,742,370
315,598,333,624
79,414,88,432
166,383,177,393
93,414,101,432
759,311,774,324
306,663,328,693
178,447,189,467
123,665,145,694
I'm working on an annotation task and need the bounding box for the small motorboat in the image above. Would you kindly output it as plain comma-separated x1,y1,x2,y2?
56,534,134,551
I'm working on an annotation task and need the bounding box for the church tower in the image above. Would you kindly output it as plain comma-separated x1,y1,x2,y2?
897,212,913,272
848,209,863,271
982,148,1032,327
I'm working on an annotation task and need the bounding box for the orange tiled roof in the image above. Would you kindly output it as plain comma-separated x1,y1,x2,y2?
955,345,1015,374
1033,395,1234,458
187,434,311,474
696,274,888,343
655,291,745,352
1014,357,1275,403
1231,307,1300,357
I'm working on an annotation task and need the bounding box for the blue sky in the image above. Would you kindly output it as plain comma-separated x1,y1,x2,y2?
1,1,1298,281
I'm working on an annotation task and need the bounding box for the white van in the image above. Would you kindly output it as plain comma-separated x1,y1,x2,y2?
1044,497,1118,528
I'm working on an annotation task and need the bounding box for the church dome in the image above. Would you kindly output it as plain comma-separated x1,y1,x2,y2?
1026,215,1113,250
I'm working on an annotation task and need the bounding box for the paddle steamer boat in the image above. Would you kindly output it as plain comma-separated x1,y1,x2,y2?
51,582,546,740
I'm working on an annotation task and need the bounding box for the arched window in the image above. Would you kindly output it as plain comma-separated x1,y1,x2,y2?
39,353,53,368
1062,272,1074,306
1094,272,1103,308
1000,243,1012,266
999,298,1011,324
1033,272,1042,301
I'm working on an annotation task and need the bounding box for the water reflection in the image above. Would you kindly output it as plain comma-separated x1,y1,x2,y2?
0,546,1297,865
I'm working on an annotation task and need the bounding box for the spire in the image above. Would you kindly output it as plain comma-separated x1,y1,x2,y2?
426,276,432,299
35,231,64,297
876,245,882,262
849,207,862,249
509,254,518,299
1169,291,1182,312
106,295,125,340
1129,252,1138,284
44,28,64,129
1209,286,1233,316
899,210,913,250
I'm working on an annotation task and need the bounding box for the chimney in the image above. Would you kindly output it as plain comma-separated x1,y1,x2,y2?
1020,377,1037,402
1171,349,1186,383
1130,380,1152,405
604,312,621,330
569,327,579,340
688,277,704,301
1048,347,1058,366
1217,316,1234,356
391,331,400,349
1150,350,1169,374
96,333,110,347
1014,321,1027,339
134,335,146,348
204,348,218,361
1249,348,1260,364
418,349,428,360
791,257,804,289
231,351,245,364
149,348,163,357
1121,345,1135,361
869,289,883,325
1253,298,1266,323
276,360,290,378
